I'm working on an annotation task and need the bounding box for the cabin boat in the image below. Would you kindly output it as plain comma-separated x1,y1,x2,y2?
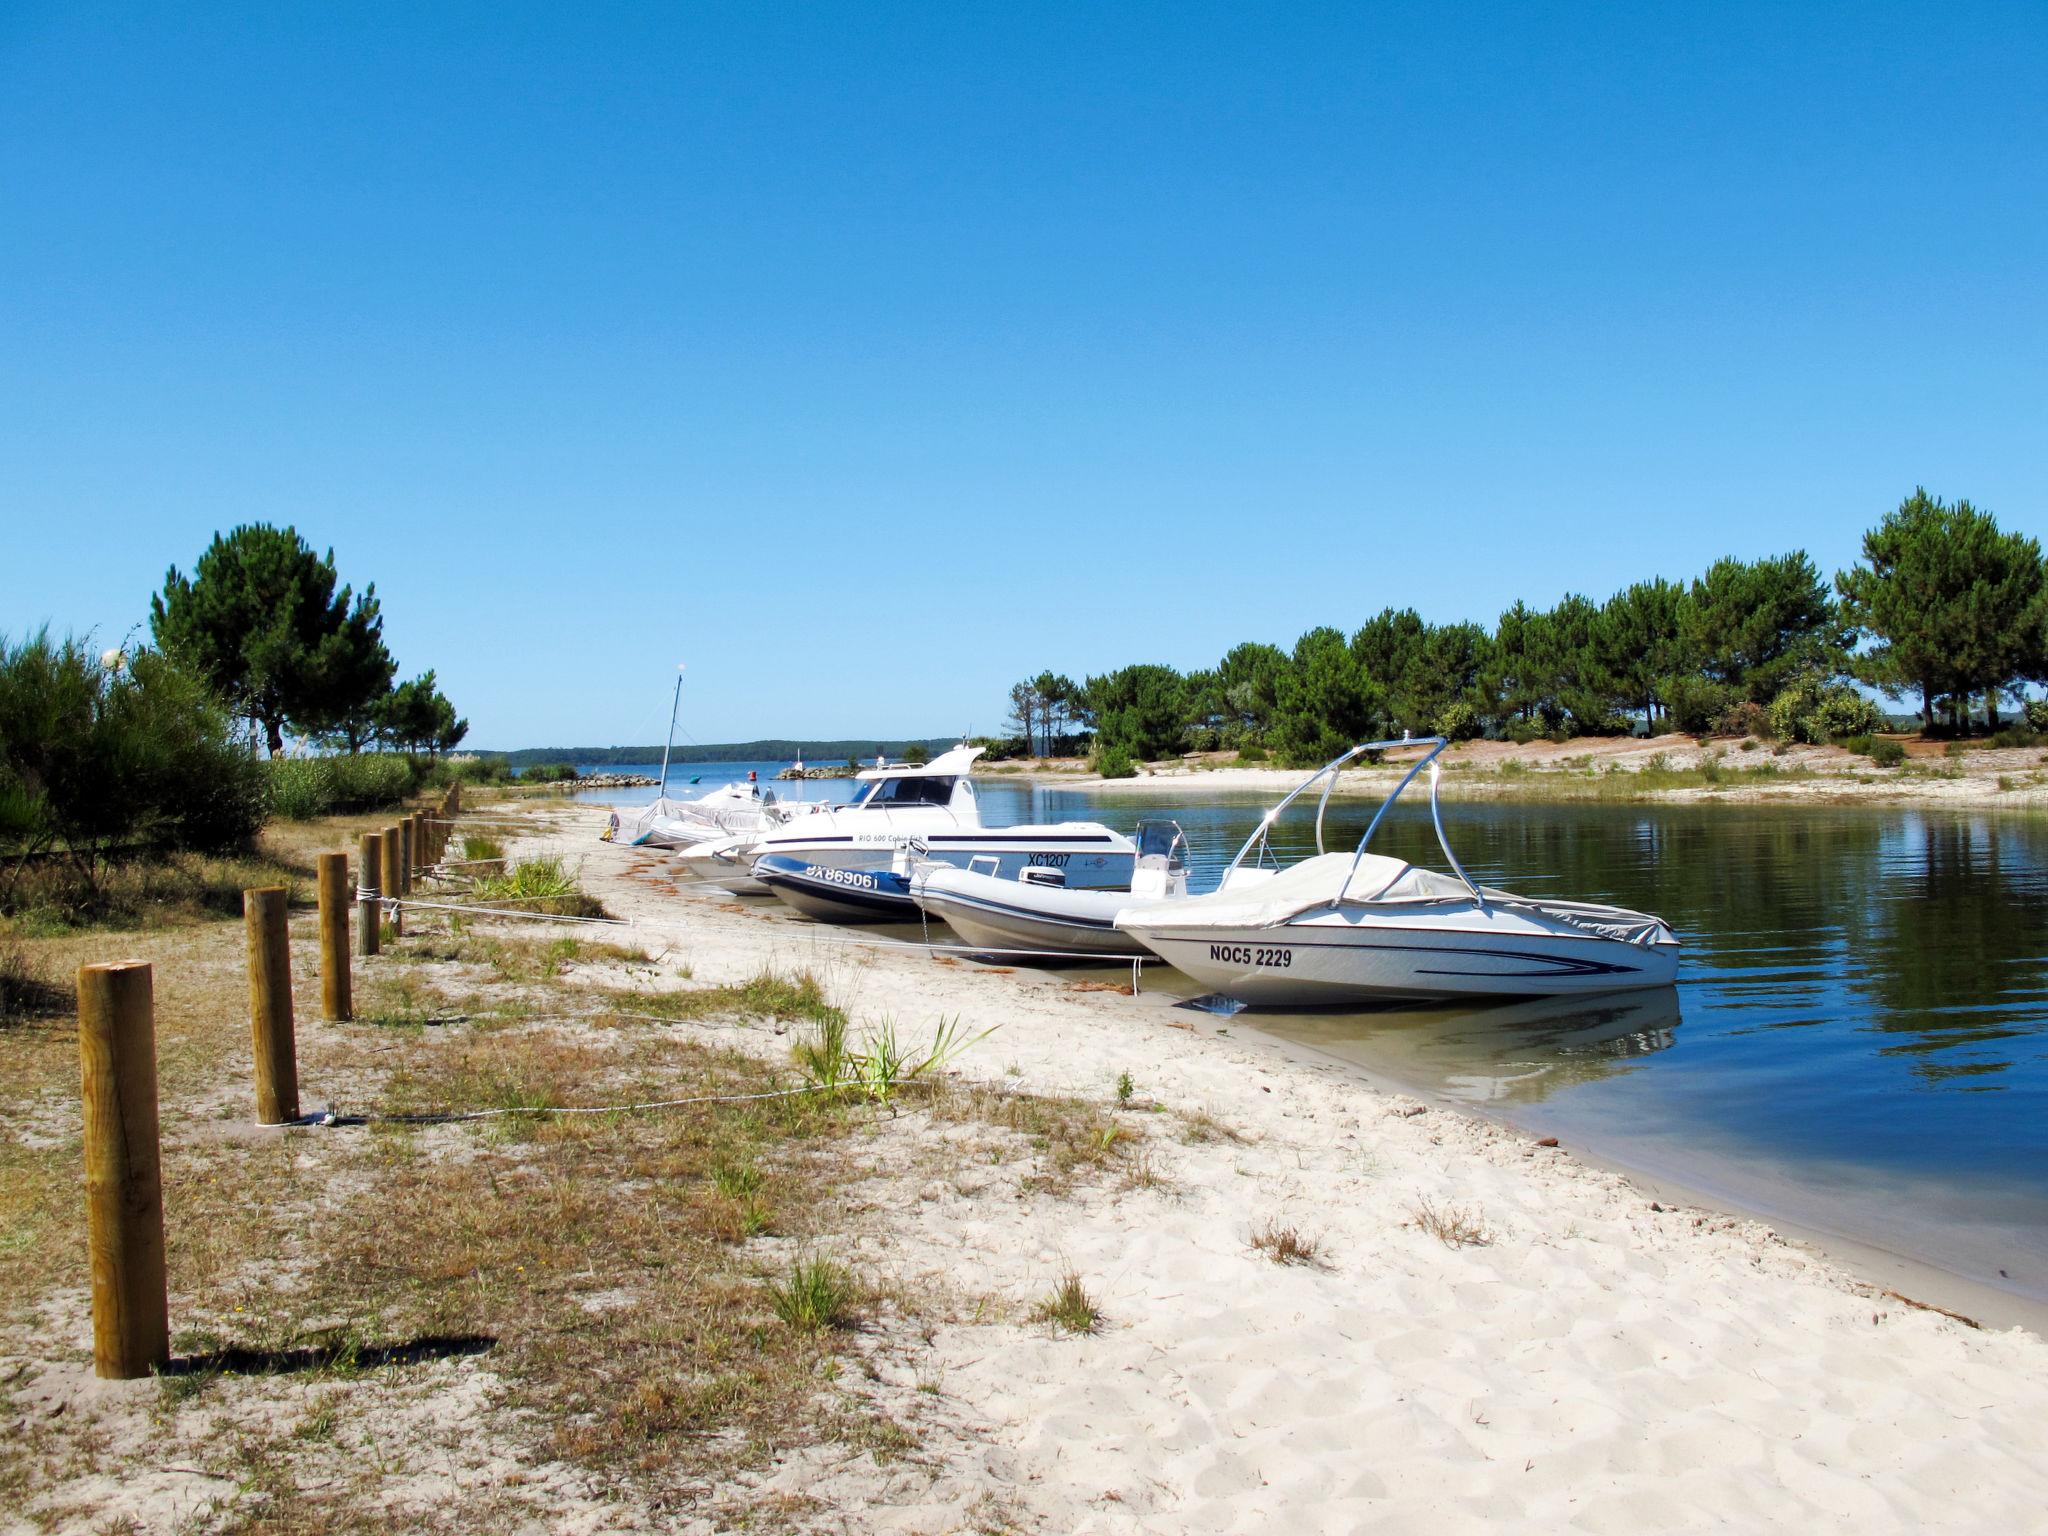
749,745,1140,923
908,820,1191,957
1114,737,1680,1007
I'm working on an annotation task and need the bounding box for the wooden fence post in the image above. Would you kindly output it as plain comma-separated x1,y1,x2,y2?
398,818,414,894
243,887,300,1124
381,824,404,936
316,852,351,1021
358,832,382,956
78,961,169,1379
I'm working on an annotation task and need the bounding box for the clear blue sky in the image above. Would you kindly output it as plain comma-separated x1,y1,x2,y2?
3,3,2042,749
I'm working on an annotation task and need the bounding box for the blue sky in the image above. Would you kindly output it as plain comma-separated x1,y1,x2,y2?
2,3,2042,748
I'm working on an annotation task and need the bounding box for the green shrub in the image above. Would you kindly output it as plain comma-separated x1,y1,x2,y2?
1989,726,2042,749
264,752,418,819
1,635,266,906
1867,738,1907,767
1094,744,1137,779
1716,700,1771,739
519,762,579,783
1234,743,1268,763
2026,699,2048,734
1665,676,1737,736
267,759,333,820
1767,675,1886,745
1433,700,1483,742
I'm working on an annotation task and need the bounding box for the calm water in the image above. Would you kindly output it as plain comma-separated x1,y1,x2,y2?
583,763,2048,1302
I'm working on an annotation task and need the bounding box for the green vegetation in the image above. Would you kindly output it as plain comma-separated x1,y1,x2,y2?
150,523,396,756
265,752,420,819
517,762,580,783
470,856,606,918
1031,1271,1101,1334
767,1253,860,1332
1837,489,2046,734
1004,491,2048,761
0,633,267,907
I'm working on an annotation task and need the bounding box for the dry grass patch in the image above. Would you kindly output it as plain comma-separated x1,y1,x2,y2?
1249,1220,1325,1267
927,1080,1134,1193
1409,1195,1492,1249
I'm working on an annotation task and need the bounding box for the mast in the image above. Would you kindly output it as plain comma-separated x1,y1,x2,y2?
658,664,684,796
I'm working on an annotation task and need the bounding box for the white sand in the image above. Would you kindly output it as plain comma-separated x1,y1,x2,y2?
507,806,2048,1532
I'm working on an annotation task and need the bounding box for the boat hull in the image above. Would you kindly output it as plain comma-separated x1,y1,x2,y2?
757,829,1135,888
1124,909,1680,1006
753,855,916,923
910,868,1150,958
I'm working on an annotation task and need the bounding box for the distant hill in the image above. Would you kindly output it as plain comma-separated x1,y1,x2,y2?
479,739,963,769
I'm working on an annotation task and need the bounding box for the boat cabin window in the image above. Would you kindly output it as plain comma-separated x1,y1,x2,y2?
860,776,958,807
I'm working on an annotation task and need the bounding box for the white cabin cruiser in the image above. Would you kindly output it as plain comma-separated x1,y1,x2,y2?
750,745,1142,923
909,820,1191,957
1114,738,1680,1007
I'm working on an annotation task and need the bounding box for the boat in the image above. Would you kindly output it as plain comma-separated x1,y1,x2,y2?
907,820,1192,957
1114,737,1680,1007
676,833,775,896
602,665,830,850
748,745,1144,922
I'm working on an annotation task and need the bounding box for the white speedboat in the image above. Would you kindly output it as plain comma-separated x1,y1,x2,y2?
908,820,1191,957
749,745,1142,923
1114,738,1680,1007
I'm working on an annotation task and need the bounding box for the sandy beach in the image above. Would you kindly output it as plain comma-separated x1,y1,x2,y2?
500,803,2048,1529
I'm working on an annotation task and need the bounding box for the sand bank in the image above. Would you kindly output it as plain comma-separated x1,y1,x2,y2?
981,732,2048,808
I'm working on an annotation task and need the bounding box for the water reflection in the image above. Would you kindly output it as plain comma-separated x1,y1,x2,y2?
1252,988,1683,1108
981,782,2048,1293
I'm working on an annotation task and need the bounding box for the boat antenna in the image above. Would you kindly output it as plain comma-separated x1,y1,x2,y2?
658,663,684,797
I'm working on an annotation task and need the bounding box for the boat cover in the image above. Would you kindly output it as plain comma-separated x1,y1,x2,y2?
1116,851,1669,947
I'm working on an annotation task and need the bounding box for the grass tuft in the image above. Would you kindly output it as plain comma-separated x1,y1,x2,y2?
1031,1270,1101,1335
768,1253,858,1331
1408,1196,1492,1249
470,856,607,918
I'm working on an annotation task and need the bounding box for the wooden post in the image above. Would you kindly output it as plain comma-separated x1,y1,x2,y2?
381,824,405,936
316,852,351,1021
399,818,414,893
243,887,300,1124
78,961,169,1380
358,832,382,956
448,781,461,817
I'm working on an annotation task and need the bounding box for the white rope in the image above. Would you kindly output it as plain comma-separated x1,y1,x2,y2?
287,1076,930,1128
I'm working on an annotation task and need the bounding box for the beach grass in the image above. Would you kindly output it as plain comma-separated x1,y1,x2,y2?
1031,1271,1101,1335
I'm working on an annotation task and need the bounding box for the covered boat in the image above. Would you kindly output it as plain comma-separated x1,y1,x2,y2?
1114,738,1680,1007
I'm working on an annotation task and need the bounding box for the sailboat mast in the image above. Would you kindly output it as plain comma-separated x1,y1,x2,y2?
658,665,684,795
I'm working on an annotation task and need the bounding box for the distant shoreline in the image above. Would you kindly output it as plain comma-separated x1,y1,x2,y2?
978,732,2048,810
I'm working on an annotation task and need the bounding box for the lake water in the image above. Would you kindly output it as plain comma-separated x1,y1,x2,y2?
581,761,2048,1307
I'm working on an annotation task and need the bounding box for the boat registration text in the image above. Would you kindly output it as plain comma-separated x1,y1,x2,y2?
805,865,880,890
1209,943,1293,968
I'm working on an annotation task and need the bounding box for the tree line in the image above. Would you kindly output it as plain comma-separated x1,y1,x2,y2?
1004,490,2046,771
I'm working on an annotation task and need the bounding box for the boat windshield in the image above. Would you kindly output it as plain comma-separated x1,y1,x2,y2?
858,776,958,808
1134,820,1187,867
